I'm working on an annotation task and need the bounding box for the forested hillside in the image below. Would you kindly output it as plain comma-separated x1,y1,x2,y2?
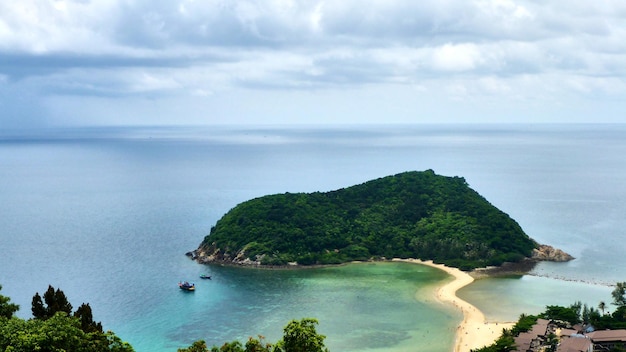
196,170,537,270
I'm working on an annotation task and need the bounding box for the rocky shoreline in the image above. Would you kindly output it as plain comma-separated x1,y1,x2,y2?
531,244,575,262
469,244,574,277
186,243,574,274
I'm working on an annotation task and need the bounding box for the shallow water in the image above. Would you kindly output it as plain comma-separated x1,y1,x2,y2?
93,261,460,352
457,275,614,323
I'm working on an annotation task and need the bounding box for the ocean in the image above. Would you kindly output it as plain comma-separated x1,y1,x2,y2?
1,124,625,351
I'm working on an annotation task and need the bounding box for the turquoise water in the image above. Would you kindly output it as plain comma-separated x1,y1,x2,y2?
458,275,613,323
2,124,626,351
112,262,459,351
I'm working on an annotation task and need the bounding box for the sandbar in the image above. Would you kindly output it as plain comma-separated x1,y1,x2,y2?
393,259,515,352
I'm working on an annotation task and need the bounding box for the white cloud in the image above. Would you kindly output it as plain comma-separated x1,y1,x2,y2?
0,0,625,127
431,43,484,72
129,72,182,93
309,2,324,33
476,0,534,20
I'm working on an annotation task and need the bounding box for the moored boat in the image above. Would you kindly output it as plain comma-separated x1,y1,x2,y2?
178,281,195,291
200,274,211,280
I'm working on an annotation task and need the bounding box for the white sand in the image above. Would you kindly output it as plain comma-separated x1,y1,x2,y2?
393,259,515,352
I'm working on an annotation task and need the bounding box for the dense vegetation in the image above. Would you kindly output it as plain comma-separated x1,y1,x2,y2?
199,170,537,270
178,318,328,352
475,282,626,352
2,284,327,352
0,284,133,352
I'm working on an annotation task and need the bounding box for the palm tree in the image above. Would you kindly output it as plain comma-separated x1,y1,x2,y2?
599,301,606,315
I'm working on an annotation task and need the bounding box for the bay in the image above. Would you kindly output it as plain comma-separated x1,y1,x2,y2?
1,124,625,351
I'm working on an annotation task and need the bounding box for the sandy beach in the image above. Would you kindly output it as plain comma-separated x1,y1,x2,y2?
393,259,515,352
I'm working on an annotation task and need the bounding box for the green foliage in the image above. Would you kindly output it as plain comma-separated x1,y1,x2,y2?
0,312,134,352
244,336,274,352
32,284,73,320
212,341,244,352
200,170,537,270
544,333,559,352
75,302,104,333
276,318,328,352
0,285,19,319
539,305,581,326
612,282,626,307
510,314,538,336
0,285,133,352
180,318,327,352
30,285,103,333
178,340,209,352
187,337,275,352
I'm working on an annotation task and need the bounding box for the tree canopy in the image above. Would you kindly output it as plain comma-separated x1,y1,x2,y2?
198,170,537,270
0,285,19,319
178,318,327,352
612,282,626,307
32,284,73,320
0,285,133,352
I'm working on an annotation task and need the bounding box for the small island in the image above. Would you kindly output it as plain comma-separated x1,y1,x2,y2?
190,170,571,271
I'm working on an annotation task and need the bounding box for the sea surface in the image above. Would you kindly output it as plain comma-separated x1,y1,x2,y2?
1,124,625,351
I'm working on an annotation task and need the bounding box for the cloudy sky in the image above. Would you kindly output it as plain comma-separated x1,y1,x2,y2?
1,0,625,128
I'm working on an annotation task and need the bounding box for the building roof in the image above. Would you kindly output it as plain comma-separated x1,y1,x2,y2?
587,329,626,342
513,318,552,352
514,333,534,352
528,319,550,337
556,336,591,352
558,328,578,337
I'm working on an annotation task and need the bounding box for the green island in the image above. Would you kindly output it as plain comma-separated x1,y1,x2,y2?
193,170,569,270
1,170,581,352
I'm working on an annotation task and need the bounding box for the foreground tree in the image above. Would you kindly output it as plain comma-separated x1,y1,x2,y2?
75,302,104,333
0,284,134,352
612,282,626,307
32,285,73,319
179,340,210,352
0,285,19,319
276,319,328,352
0,311,133,352
539,305,580,326
30,285,104,333
178,318,328,352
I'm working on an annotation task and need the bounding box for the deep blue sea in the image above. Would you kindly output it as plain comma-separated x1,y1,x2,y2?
1,124,625,351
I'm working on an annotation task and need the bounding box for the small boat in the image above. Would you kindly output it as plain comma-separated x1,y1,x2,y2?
200,274,212,280
178,281,195,291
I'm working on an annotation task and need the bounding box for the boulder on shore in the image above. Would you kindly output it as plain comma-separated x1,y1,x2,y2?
531,244,574,262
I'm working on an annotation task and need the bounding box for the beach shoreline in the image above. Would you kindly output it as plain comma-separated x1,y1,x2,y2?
393,259,515,352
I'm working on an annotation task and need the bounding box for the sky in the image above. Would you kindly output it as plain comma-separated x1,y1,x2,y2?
1,0,625,128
